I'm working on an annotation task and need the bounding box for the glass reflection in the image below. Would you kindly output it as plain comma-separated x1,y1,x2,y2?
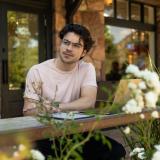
117,0,128,20
8,11,38,90
144,5,154,24
105,25,155,81
104,0,113,17
131,3,140,21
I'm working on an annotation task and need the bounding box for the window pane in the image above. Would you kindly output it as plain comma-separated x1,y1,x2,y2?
144,5,154,24
117,0,128,20
131,3,141,21
104,0,113,17
8,11,38,90
105,25,155,81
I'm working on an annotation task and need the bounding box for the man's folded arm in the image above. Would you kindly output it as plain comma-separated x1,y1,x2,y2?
59,86,97,112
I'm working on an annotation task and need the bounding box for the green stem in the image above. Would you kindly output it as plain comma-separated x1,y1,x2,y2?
63,121,98,160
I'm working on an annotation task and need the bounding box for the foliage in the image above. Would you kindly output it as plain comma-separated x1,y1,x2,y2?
8,11,38,89
121,64,160,160
0,136,45,160
37,102,110,160
104,26,117,55
31,82,111,160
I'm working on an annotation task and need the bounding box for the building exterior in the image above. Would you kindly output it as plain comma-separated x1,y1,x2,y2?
0,0,160,118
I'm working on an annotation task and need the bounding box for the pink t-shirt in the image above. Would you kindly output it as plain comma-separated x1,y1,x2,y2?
24,59,97,110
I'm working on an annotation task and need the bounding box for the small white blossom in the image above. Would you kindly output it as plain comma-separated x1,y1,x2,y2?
31,149,45,160
152,145,160,160
138,81,147,90
123,126,130,134
135,94,144,109
139,69,152,81
138,152,146,159
122,99,142,114
151,111,159,118
128,82,137,90
152,151,160,160
13,151,19,157
140,70,160,90
18,144,26,151
126,65,140,76
145,92,158,108
140,113,145,119
153,82,160,95
155,145,160,151
130,147,144,157
126,64,141,77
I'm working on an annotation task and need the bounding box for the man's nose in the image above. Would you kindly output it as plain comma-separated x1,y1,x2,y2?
66,44,73,50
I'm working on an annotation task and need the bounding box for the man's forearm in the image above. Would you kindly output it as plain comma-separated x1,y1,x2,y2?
59,97,96,112
23,108,39,116
23,98,60,116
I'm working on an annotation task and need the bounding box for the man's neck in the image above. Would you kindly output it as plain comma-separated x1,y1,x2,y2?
55,58,77,71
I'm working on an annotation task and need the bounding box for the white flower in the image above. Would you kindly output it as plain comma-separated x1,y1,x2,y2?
145,92,158,108
140,70,160,90
135,94,144,109
140,113,145,119
139,69,152,80
130,147,144,157
138,81,147,90
155,145,160,151
153,82,160,95
126,64,140,77
18,144,26,151
151,111,159,118
30,149,45,160
152,151,160,160
128,82,137,90
152,145,160,160
123,126,130,134
138,152,146,159
122,99,142,114
13,151,19,157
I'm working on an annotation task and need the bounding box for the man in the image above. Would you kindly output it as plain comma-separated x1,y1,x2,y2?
23,24,125,160
23,23,97,115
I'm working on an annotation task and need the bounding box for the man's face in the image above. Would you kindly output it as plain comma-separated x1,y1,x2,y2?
59,32,86,64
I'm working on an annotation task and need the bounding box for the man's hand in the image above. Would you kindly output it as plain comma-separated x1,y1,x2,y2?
23,98,60,116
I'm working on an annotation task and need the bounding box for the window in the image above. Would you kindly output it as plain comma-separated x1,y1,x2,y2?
144,5,154,24
117,0,128,20
104,0,156,81
8,11,39,90
131,3,141,21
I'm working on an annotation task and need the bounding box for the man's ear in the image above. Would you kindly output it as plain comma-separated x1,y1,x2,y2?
81,50,87,58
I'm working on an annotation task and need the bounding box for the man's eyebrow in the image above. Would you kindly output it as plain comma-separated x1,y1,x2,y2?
63,39,83,45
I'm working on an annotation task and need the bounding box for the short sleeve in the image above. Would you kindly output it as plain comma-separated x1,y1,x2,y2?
81,63,97,87
24,66,42,101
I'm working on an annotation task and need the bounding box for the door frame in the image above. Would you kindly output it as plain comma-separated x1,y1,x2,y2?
0,1,52,118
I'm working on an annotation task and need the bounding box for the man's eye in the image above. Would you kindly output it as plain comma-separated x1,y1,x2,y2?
73,44,81,48
63,41,70,45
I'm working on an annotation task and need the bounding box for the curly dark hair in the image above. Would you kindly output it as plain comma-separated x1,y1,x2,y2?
59,24,95,53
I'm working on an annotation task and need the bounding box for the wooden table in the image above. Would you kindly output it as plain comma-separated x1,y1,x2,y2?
0,111,156,147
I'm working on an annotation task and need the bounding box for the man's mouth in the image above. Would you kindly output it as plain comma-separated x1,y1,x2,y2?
63,52,73,57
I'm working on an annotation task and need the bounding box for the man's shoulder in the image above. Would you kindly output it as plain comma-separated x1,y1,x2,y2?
31,59,54,69
28,59,54,75
39,59,54,67
78,60,95,71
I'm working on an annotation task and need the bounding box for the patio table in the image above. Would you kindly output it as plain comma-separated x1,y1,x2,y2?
0,110,158,147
